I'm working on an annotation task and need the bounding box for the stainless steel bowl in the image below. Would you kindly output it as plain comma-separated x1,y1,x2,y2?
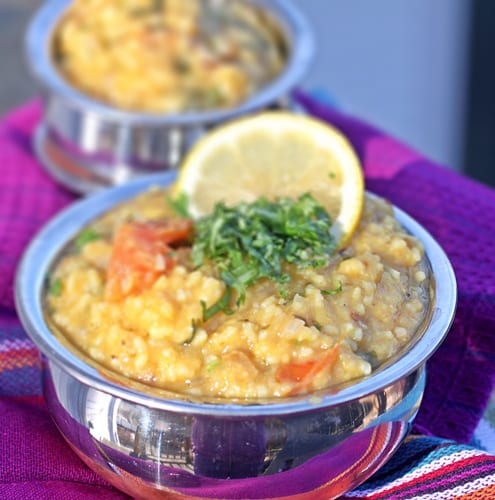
15,173,457,499
26,0,314,195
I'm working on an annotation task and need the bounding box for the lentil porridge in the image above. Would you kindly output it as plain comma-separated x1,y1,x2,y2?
45,188,431,399
52,0,286,113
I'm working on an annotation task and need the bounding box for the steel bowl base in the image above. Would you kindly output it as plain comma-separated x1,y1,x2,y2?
44,360,425,499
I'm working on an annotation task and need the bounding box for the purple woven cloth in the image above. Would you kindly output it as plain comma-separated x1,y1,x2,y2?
295,91,495,442
1,97,495,497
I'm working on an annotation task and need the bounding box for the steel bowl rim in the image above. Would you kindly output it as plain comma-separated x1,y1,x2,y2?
15,172,457,417
25,0,315,126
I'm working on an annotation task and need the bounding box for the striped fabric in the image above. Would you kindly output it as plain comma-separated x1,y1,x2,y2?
0,313,42,398
2,98,495,498
343,436,495,499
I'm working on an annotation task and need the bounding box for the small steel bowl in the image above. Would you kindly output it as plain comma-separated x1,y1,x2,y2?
15,172,457,499
26,0,314,195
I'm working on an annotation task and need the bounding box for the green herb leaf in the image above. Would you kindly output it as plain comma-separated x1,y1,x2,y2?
206,359,221,372
173,57,190,74
129,0,163,16
205,87,223,107
192,193,336,311
49,278,63,297
184,319,199,345
75,229,100,249
201,287,234,322
167,193,190,218
152,0,164,12
322,280,343,295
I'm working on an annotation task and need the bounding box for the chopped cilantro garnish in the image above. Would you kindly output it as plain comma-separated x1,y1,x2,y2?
206,359,221,372
151,0,164,12
49,278,62,297
192,193,337,309
129,0,163,16
167,193,190,218
173,57,190,74
322,280,343,295
200,287,234,322
205,87,223,107
74,229,100,249
183,319,199,345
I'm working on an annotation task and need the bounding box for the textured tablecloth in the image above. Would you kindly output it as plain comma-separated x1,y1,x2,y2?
2,96,495,498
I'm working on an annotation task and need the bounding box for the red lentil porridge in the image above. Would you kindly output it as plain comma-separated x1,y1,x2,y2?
46,188,431,399
53,0,286,113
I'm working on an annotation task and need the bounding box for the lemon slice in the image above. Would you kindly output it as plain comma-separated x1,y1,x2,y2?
174,111,364,248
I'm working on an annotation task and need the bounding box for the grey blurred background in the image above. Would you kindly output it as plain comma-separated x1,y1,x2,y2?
0,1,493,186
0,1,38,114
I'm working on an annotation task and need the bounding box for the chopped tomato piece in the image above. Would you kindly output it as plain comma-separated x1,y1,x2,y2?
276,360,317,383
276,341,342,396
105,218,192,301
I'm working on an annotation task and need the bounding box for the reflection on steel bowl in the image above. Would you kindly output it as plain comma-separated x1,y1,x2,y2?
15,173,457,499
26,0,314,194
54,0,287,114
